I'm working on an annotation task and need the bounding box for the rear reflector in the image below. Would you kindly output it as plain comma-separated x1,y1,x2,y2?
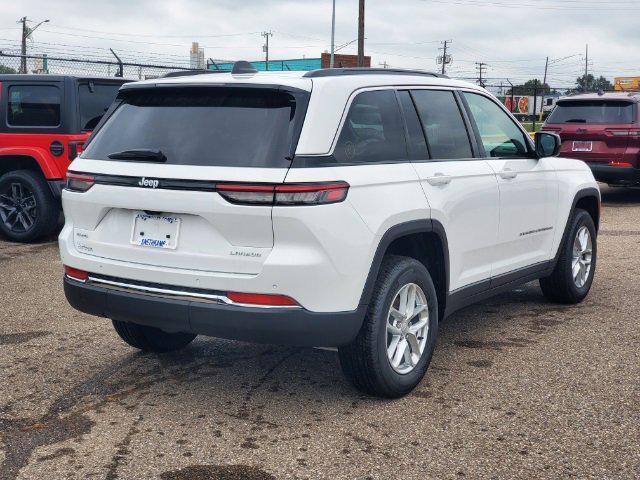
215,182,349,206
227,291,299,307
65,172,95,192
609,161,634,167
64,265,89,282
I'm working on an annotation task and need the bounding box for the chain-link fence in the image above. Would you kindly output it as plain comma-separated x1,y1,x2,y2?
0,52,201,80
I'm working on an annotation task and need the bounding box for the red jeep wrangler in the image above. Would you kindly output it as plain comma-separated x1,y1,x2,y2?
0,75,128,242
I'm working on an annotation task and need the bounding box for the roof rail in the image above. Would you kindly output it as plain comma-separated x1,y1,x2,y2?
162,69,226,78
303,68,448,79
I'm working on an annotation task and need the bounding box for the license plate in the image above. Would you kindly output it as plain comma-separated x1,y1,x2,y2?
572,141,593,152
131,213,180,249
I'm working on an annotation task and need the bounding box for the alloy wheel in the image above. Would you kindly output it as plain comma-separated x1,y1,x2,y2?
386,283,429,374
0,181,38,233
572,225,592,288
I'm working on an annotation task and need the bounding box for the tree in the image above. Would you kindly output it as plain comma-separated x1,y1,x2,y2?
507,79,551,96
571,74,613,93
0,64,17,74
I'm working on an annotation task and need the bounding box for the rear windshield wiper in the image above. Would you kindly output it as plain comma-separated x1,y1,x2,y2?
564,119,587,123
107,149,167,162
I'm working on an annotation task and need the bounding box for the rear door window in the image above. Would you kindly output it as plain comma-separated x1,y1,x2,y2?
411,90,473,160
7,85,61,127
334,90,407,164
78,82,122,131
82,87,307,168
547,101,635,124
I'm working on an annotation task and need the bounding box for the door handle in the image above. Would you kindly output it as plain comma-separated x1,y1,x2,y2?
426,172,452,186
499,168,518,180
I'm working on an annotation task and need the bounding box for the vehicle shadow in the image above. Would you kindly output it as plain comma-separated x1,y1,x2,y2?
599,184,640,205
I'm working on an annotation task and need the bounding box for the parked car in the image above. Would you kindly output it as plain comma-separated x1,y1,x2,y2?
0,75,129,242
60,64,600,398
542,92,640,186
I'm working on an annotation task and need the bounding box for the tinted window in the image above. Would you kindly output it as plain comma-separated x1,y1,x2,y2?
547,101,634,124
411,90,472,160
464,92,529,158
7,85,60,127
82,87,306,168
334,90,407,163
397,90,428,160
78,82,122,131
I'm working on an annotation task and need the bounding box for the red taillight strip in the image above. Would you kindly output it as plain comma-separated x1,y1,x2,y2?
215,181,350,206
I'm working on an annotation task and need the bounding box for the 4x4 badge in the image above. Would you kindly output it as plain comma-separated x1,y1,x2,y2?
138,177,159,188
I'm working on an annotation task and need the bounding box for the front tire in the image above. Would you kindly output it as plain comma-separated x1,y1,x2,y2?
338,255,439,398
540,208,597,304
112,320,197,353
0,170,59,243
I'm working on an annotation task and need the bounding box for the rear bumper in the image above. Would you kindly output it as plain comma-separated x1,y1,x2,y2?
63,276,365,347
587,163,639,185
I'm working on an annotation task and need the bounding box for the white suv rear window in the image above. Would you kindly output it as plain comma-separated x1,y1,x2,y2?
82,87,307,168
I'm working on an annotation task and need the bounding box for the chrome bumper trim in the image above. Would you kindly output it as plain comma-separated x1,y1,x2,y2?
83,275,301,309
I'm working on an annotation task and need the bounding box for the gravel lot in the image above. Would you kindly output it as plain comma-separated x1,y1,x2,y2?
1,185,639,480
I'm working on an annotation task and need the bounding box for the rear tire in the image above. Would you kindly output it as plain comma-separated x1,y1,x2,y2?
540,208,597,304
112,320,197,353
338,255,439,398
0,170,59,243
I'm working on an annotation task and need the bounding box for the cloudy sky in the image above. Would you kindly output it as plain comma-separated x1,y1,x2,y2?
2,0,639,88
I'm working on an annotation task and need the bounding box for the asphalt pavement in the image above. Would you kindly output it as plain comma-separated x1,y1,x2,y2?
1,185,639,479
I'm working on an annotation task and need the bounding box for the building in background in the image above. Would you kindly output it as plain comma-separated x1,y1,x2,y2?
190,42,205,70
207,53,370,72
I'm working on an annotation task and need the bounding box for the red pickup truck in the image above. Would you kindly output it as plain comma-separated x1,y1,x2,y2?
0,75,128,242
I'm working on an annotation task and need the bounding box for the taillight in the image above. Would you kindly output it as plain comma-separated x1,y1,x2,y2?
64,265,88,282
215,182,349,206
65,172,95,192
68,141,85,161
275,182,349,205
227,291,299,307
604,129,640,137
215,183,275,205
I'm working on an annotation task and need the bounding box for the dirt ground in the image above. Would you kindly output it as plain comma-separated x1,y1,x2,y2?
1,185,639,479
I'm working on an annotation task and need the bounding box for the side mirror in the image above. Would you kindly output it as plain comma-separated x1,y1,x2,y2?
535,131,561,158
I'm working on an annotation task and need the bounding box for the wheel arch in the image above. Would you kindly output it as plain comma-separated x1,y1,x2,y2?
358,219,450,319
0,149,60,179
552,187,601,267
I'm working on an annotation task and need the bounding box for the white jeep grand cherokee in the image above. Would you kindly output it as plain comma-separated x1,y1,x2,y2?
60,63,599,398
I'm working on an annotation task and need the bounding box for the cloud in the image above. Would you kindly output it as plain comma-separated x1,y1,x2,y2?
2,0,638,87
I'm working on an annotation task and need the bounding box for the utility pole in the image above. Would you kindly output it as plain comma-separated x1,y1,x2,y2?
584,44,588,91
475,62,488,88
539,56,549,122
357,0,365,67
19,17,27,74
438,40,452,75
330,0,336,68
379,61,389,69
262,31,273,71
17,17,49,74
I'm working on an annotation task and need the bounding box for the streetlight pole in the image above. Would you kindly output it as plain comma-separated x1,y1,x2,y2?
18,17,49,74
330,0,336,68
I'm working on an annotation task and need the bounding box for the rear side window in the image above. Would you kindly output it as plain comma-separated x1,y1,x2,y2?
7,85,61,127
82,87,306,168
411,90,473,160
78,82,122,131
547,101,635,124
334,90,407,164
